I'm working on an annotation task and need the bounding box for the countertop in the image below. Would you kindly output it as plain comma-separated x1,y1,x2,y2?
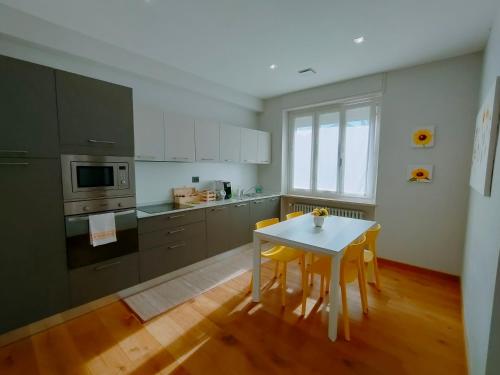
137,192,282,219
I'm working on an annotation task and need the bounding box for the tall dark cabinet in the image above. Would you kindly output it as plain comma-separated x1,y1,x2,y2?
0,56,69,334
0,55,60,158
55,70,134,156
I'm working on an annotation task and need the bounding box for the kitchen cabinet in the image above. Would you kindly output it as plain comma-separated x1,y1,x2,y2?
139,234,206,281
164,111,195,162
250,196,281,225
134,104,165,161
257,131,271,164
206,206,232,257
56,70,134,156
0,55,59,158
0,159,69,334
69,253,139,307
229,202,252,248
138,211,207,282
240,128,259,163
195,119,220,162
220,124,241,163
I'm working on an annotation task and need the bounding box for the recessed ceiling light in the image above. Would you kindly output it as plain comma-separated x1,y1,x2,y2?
353,36,365,44
269,64,278,70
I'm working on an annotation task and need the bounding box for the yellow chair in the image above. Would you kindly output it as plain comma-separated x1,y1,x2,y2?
286,211,303,220
250,218,306,307
301,235,368,341
364,224,382,291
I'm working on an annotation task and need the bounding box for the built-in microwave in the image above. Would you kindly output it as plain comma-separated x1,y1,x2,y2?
61,154,135,202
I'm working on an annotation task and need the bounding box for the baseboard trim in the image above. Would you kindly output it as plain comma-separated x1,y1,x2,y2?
0,244,252,348
378,257,460,281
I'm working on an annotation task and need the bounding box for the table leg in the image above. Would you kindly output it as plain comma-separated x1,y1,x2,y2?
328,253,341,341
252,234,262,302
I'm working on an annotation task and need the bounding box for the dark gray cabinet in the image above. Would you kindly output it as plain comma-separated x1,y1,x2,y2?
139,236,206,281
69,253,139,306
139,211,207,282
0,55,59,158
229,202,251,248
250,197,281,229
206,206,232,257
266,196,281,219
55,70,134,156
0,159,69,334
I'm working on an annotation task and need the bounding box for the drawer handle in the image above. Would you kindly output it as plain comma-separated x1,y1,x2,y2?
167,228,185,235
94,261,121,271
0,162,30,166
253,201,263,204
88,139,116,144
235,203,248,207
211,207,227,211
168,242,186,249
172,157,189,160
201,158,214,161
0,150,28,155
167,214,185,220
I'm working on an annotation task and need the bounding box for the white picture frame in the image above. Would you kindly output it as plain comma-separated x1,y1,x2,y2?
411,126,435,148
470,77,500,196
407,164,433,183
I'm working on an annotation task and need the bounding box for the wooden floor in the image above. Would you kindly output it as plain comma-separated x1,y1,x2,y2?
0,259,466,375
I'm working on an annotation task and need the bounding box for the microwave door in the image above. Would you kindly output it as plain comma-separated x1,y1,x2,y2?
72,163,118,192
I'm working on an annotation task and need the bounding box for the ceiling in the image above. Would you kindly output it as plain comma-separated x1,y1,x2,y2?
1,0,498,99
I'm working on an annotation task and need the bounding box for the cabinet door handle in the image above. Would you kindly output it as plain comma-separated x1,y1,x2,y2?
167,228,185,235
167,214,185,220
168,242,186,249
0,150,28,155
235,203,248,207
223,159,232,162
0,162,30,166
94,261,121,271
172,157,189,160
88,139,116,144
253,200,263,204
201,158,214,161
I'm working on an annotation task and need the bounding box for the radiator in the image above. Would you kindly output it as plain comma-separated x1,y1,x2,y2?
290,203,365,220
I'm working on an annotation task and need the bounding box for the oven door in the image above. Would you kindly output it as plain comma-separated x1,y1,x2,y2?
65,209,138,269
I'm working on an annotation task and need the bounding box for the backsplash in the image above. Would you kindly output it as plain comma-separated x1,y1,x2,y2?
135,161,258,205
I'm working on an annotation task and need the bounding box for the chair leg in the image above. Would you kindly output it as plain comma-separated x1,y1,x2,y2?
340,282,350,341
281,262,287,307
320,274,325,299
274,260,279,278
358,261,369,314
325,275,330,294
309,253,315,286
301,263,308,316
373,256,382,291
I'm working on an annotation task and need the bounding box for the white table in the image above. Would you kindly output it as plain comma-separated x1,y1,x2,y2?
252,214,376,341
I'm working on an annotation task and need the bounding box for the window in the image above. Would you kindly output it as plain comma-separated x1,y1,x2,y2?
288,98,380,201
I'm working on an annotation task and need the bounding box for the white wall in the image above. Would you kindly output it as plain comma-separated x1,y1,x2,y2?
0,36,259,206
462,8,500,375
258,53,482,276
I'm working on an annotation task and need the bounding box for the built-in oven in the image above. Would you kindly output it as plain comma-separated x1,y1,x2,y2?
61,154,135,202
65,207,138,269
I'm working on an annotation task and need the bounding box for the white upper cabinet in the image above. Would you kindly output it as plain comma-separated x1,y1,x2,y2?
133,104,165,161
164,111,195,162
257,130,271,164
240,128,259,163
195,119,220,162
220,124,241,163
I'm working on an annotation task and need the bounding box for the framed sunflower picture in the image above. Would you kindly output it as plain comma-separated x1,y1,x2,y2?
411,126,435,148
407,164,433,183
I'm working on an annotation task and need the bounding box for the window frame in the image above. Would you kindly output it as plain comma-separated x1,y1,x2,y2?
287,97,380,203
